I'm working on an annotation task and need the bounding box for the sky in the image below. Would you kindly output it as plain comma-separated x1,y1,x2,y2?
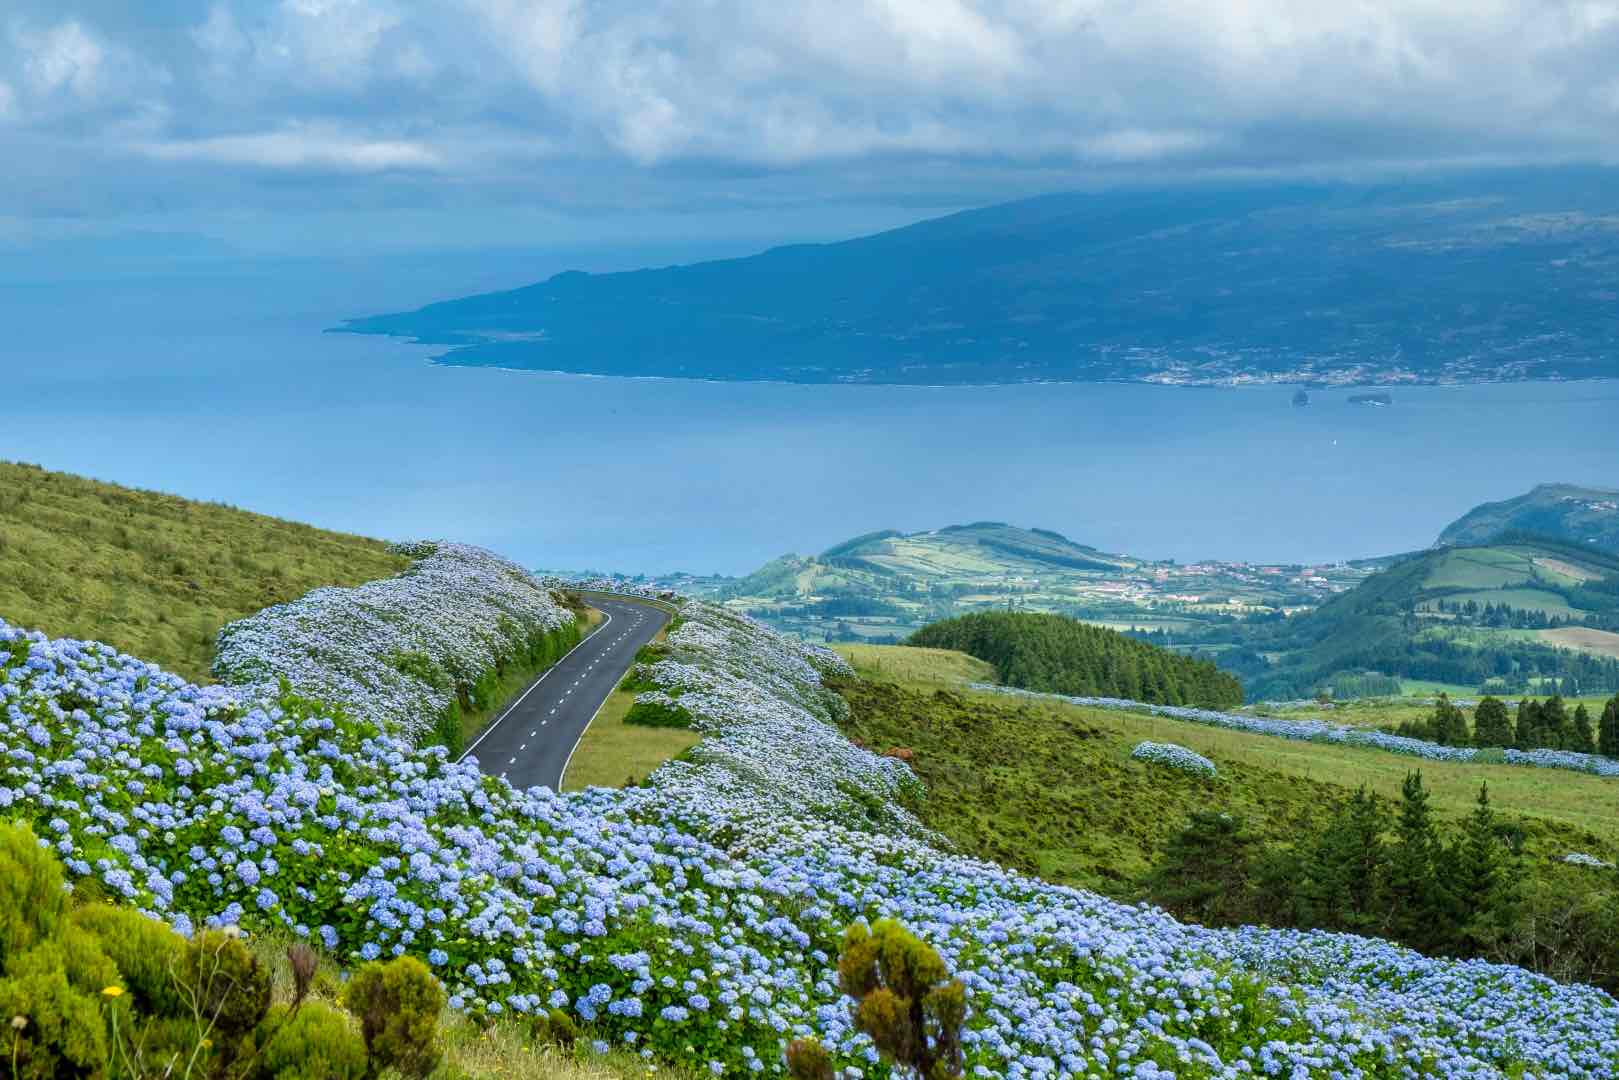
5,1,1619,254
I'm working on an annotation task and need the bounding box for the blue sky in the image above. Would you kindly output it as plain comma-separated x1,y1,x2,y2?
5,1,1619,254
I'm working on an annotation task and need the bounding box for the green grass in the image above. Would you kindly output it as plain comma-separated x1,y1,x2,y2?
834,643,997,688
835,645,1619,897
0,460,408,682
563,611,700,791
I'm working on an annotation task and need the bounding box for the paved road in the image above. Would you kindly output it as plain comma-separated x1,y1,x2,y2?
461,597,670,790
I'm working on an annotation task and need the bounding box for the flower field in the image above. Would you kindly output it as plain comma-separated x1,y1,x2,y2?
213,542,574,740
1131,741,1217,778
977,685,1619,778
2,568,1617,1077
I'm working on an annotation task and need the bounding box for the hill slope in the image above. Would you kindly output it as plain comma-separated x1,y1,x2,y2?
910,610,1243,708
1438,483,1619,553
1233,538,1619,699
0,460,407,680
343,168,1619,386
708,521,1375,644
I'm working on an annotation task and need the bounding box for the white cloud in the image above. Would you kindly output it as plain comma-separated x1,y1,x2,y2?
135,126,442,171
18,20,105,100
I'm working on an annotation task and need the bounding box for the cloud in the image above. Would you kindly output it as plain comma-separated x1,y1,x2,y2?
2,0,1619,237
135,126,442,170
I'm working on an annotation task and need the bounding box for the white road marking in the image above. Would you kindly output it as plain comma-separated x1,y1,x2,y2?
508,757,516,765
520,744,526,750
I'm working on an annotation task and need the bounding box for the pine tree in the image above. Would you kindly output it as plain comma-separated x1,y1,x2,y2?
1514,699,1539,749
1301,786,1387,933
1430,694,1464,745
1448,783,1501,952
1600,695,1619,759
1386,771,1442,949
1571,703,1596,755
1540,695,1569,749
1472,696,1511,748
1146,811,1256,926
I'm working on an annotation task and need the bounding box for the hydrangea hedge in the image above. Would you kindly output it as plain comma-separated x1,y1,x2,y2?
213,542,575,742
1131,741,1217,778
977,685,1619,778
2,587,1617,1077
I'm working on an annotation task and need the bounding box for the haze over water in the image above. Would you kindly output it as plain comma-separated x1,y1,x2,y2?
7,253,1616,575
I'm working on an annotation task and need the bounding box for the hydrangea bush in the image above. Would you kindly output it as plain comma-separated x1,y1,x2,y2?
213,542,573,740
1131,741,1217,778
2,604,1617,1078
977,685,1619,778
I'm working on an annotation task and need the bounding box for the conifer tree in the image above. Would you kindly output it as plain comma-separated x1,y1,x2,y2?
1386,771,1441,949
1430,694,1464,745
1448,783,1501,952
1301,786,1387,933
1514,699,1539,749
1571,703,1596,755
1540,695,1569,749
1472,696,1511,748
1600,695,1619,759
1146,811,1256,926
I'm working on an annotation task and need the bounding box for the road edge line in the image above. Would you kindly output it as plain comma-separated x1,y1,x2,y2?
459,608,614,763
558,603,672,791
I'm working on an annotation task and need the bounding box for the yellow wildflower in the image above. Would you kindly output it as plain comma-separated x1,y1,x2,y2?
101,987,124,998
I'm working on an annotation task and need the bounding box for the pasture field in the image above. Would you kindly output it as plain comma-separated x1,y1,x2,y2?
835,644,1619,895
0,459,407,681
1543,626,1619,659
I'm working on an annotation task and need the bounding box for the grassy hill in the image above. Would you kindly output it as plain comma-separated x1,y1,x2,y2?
342,167,1619,387
1226,537,1619,699
834,643,1619,990
708,521,1375,644
0,460,407,681
1438,483,1619,554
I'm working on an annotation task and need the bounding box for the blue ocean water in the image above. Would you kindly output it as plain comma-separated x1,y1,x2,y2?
4,253,1616,574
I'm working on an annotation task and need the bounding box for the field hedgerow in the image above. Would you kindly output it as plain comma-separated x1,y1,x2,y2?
2,592,1618,1078
978,684,1619,778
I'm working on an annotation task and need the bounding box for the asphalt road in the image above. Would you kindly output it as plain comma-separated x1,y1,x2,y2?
461,597,670,790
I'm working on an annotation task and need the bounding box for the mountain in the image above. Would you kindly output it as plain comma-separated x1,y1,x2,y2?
1438,484,1619,554
1232,537,1619,699
708,521,1376,644
342,168,1619,386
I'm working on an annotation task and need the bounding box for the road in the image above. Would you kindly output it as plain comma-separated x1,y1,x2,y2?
461,597,671,790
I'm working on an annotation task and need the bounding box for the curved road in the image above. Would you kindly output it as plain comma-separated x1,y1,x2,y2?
461,597,670,790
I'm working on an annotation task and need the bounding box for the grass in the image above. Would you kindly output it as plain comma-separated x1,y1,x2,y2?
0,459,407,682
562,610,699,791
834,643,996,688
243,927,692,1080
835,644,1619,897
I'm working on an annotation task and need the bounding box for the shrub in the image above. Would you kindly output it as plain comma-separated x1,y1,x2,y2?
71,903,189,1017
785,1037,835,1080
624,692,694,729
528,1007,579,1049
0,939,112,1079
342,955,446,1079
837,919,965,1080
261,1000,369,1080
0,819,65,966
181,929,273,1042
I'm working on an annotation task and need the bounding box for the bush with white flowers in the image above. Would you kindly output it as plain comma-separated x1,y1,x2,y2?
212,542,573,740
1131,740,1217,777
977,684,1619,778
2,599,1617,1078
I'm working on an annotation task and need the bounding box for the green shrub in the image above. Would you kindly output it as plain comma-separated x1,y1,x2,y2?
838,919,965,1080
0,819,66,968
623,698,694,729
71,903,189,1017
182,929,272,1042
527,1006,579,1049
0,940,114,1079
261,1001,369,1080
342,955,446,1079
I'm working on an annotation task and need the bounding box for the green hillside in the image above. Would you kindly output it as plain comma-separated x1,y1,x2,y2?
909,611,1243,708
711,521,1376,644
1227,537,1619,700
1438,483,1619,554
0,460,408,681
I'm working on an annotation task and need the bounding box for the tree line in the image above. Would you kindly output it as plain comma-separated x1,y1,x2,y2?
1391,692,1619,757
909,611,1244,709
1148,775,1619,992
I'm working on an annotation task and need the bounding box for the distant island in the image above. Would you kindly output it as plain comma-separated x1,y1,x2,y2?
342,167,1619,387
